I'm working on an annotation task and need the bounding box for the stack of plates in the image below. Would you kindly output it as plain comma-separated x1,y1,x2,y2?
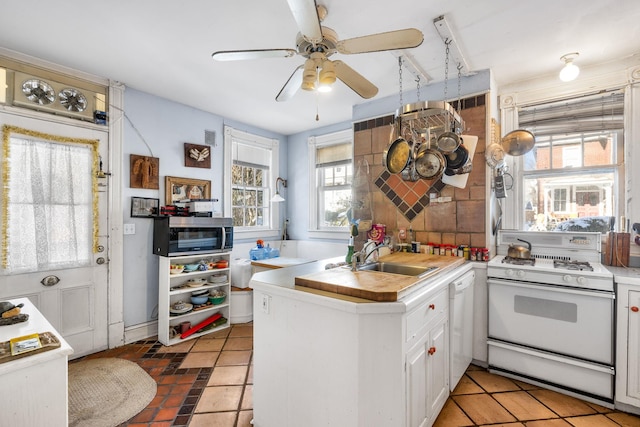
187,278,207,287
170,303,193,315
209,274,227,284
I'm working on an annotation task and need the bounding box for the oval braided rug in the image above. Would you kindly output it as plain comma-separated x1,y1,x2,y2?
68,357,157,427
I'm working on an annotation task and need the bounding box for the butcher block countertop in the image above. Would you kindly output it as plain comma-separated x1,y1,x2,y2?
294,253,465,302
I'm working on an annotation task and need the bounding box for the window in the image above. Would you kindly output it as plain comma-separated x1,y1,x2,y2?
2,127,97,273
308,129,352,236
223,126,280,237
517,90,624,232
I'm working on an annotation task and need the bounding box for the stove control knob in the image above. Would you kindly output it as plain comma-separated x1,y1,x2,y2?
563,274,572,282
516,270,525,278
577,276,586,285
506,269,514,277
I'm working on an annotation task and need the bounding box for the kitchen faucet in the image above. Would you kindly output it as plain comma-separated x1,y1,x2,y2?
351,240,392,271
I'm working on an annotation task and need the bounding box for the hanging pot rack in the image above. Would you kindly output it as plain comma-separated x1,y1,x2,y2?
397,100,464,142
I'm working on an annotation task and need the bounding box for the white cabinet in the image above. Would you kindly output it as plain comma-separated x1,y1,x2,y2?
615,284,640,414
406,288,449,427
158,252,231,346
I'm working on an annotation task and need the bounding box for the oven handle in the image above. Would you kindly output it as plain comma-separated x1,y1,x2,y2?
487,278,615,300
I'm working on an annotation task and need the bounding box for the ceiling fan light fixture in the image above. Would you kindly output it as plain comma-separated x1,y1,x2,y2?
559,52,580,82
302,58,317,91
319,60,336,86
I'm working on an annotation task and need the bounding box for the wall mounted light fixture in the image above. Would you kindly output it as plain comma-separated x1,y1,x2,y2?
271,177,287,202
559,52,580,82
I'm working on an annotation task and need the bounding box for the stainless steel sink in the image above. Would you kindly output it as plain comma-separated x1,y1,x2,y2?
357,262,438,277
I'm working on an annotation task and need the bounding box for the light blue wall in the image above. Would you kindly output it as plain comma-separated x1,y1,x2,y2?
122,70,491,327
122,88,287,327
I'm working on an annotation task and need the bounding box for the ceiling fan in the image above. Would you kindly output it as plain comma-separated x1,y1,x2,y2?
211,0,424,101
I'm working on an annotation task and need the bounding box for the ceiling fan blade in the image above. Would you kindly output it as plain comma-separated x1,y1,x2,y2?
212,49,297,61
333,60,378,99
337,28,424,54
286,0,323,44
276,65,304,102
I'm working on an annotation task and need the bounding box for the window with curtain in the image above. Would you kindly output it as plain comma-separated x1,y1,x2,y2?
2,127,96,273
308,129,352,233
519,90,624,232
224,126,279,233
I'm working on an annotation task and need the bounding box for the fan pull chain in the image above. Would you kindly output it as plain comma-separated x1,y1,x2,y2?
416,76,421,102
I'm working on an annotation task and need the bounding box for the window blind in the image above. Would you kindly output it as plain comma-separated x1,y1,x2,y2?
518,90,624,136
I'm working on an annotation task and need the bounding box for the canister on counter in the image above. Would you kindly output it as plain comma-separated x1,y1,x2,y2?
457,246,465,258
411,241,421,253
433,244,440,255
470,247,477,261
463,246,470,260
482,248,490,261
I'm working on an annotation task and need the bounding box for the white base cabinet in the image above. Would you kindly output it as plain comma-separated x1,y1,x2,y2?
251,262,471,427
615,283,640,414
407,315,449,427
158,252,231,346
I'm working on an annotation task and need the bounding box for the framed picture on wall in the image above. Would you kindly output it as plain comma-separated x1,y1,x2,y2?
165,176,211,205
131,197,159,217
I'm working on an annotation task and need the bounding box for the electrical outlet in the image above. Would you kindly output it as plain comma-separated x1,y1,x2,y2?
398,227,407,240
123,223,135,235
262,294,271,314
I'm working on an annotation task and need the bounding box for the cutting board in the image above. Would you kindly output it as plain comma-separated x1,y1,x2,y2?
294,254,464,302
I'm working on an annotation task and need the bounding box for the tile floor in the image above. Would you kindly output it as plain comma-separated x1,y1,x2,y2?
77,322,640,427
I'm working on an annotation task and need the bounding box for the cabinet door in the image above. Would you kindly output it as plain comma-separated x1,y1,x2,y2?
407,340,429,427
406,318,449,427
627,290,640,400
427,320,449,423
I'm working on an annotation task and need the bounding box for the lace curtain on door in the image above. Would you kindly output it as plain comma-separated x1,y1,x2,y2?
1,125,99,274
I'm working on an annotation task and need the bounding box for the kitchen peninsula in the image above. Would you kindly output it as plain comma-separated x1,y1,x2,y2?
250,253,472,427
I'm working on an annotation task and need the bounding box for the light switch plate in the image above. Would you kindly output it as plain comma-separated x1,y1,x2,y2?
124,223,136,235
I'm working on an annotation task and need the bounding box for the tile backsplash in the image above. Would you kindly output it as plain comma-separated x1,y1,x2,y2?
352,95,488,249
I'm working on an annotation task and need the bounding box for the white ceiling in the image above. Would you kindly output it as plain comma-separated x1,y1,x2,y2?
1,0,639,135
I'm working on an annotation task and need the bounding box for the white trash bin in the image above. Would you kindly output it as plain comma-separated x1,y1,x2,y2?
230,259,253,324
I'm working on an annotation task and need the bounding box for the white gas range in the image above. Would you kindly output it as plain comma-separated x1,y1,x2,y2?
488,230,615,406
489,230,613,292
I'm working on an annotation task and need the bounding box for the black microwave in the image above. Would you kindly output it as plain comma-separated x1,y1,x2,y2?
153,216,233,256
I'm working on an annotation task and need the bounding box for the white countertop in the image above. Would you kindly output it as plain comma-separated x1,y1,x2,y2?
250,256,472,313
250,256,315,269
606,266,640,286
0,298,73,375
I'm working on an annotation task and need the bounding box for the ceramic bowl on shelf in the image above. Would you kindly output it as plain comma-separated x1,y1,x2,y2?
183,263,200,272
170,265,184,274
170,302,193,315
190,295,209,305
209,289,226,305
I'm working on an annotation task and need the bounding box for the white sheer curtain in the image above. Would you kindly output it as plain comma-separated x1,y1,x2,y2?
5,136,93,273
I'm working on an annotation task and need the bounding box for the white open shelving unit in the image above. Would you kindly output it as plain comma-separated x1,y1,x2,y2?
158,252,231,346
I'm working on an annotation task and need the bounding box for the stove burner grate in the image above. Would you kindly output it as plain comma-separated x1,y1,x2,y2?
502,256,535,266
553,260,594,271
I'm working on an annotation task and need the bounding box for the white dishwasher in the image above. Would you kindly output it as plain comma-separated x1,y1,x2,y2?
449,270,475,391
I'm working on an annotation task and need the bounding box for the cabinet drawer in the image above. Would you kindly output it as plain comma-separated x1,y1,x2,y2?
406,287,448,345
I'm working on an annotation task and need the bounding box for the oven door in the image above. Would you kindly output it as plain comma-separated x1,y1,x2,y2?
488,278,614,365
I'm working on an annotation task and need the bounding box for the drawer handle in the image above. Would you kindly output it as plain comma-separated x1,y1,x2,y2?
632,306,639,313
428,304,435,310
428,346,437,355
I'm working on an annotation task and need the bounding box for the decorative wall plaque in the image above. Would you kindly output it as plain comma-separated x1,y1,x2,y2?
130,155,159,189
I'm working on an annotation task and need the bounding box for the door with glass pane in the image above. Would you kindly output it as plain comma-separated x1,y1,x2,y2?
0,112,109,357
